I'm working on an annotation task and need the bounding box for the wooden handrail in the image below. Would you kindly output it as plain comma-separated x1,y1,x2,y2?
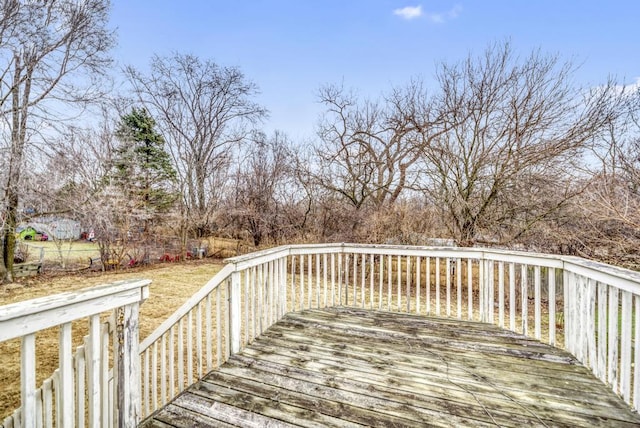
0,279,150,341
1,279,150,428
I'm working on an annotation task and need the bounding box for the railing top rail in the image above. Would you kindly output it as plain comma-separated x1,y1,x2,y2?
224,246,292,270
561,255,640,294
227,243,563,265
226,243,640,292
0,279,151,342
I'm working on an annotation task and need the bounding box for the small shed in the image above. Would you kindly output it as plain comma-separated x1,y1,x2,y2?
37,218,82,240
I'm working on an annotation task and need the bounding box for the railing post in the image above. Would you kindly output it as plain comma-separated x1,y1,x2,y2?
20,334,36,428
281,257,288,317
59,323,74,428
111,282,149,427
548,268,556,346
114,301,143,427
563,269,571,352
229,267,242,354
478,258,485,322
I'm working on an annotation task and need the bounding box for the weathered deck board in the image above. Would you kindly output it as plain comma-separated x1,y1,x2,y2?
141,307,640,427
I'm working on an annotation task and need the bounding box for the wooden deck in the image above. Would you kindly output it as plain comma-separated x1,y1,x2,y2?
141,307,640,427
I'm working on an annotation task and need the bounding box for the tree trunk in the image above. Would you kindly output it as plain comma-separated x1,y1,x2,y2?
2,200,17,283
1,57,27,283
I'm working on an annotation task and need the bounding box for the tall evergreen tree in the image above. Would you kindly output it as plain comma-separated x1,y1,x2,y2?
113,107,176,235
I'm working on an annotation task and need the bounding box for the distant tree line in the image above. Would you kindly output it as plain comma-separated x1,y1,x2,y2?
1,1,639,282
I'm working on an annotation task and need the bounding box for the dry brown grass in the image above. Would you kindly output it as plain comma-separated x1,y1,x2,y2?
0,259,224,419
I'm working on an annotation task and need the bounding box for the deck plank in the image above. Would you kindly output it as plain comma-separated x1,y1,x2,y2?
240,339,624,414
146,401,237,428
141,307,640,427
223,353,621,427
261,320,610,392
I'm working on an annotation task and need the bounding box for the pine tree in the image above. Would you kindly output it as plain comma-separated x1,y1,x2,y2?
113,107,177,236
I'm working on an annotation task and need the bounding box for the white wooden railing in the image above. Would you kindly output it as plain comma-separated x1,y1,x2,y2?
3,244,640,426
0,279,150,428
136,244,640,420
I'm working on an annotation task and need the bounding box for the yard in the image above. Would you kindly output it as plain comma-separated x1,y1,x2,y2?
14,235,248,272
20,240,101,264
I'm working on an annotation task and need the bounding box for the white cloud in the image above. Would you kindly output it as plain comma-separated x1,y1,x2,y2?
612,77,640,101
425,5,463,23
590,77,640,102
394,4,462,23
626,77,640,92
601,77,640,95
393,5,423,20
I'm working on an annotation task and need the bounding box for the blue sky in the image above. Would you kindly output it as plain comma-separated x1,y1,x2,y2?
110,1,640,141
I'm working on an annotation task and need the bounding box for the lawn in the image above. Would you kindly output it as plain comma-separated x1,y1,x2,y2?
19,240,100,267
17,235,251,269
0,259,224,418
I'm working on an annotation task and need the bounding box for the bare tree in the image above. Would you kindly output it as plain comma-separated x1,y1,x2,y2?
308,81,450,241
313,81,440,211
223,131,299,246
418,42,625,246
0,0,113,281
124,53,268,238
570,90,640,267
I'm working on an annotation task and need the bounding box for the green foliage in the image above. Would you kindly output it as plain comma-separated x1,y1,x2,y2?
113,107,177,213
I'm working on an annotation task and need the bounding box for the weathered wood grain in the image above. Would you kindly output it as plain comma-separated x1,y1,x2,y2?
145,401,236,428
223,352,623,427
249,331,613,397
240,337,631,423
141,308,640,427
